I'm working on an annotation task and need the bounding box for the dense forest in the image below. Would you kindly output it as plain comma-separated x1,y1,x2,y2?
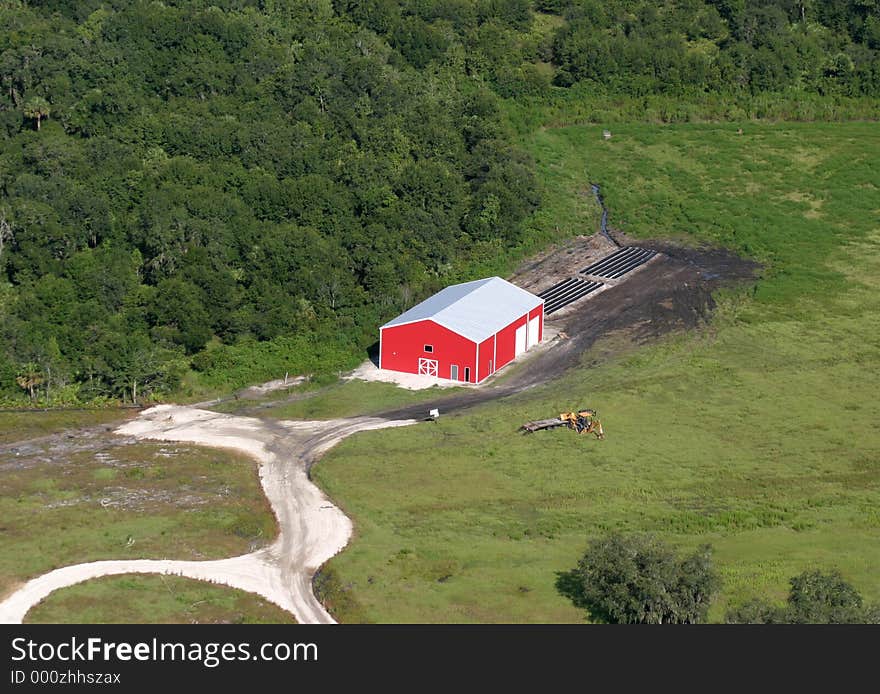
0,0,540,403
342,0,880,96
0,1,877,404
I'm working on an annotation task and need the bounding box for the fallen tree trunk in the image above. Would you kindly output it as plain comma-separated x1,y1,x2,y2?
520,418,565,433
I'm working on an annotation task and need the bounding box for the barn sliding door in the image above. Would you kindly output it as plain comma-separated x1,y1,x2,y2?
527,315,540,348
515,324,527,356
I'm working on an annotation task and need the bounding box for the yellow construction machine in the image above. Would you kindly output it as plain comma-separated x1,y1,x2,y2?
520,408,605,439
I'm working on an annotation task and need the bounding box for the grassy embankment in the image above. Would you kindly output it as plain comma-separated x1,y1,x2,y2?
0,411,277,618
313,121,880,622
26,575,295,624
232,378,465,421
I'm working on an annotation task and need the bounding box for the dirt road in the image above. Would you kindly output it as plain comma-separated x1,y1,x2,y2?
0,239,757,625
0,406,414,624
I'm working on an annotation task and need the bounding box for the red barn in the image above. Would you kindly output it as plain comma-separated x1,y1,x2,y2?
379,277,544,384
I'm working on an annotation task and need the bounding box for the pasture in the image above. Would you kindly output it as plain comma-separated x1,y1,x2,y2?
313,122,880,622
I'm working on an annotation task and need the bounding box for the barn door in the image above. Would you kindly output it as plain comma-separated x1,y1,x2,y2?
515,324,527,356
449,364,458,381
527,316,540,348
418,358,438,377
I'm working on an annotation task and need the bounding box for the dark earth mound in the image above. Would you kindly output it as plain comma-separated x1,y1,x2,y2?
377,241,759,421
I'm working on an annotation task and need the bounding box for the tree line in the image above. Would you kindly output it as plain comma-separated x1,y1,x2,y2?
1,1,877,405
341,1,880,97
0,1,538,404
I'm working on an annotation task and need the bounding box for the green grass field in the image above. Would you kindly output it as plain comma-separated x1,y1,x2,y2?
26,575,295,624
247,379,463,421
0,410,131,445
313,121,880,622
0,436,276,599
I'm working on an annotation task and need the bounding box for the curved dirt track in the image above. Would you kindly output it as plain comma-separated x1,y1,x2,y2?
0,405,415,624
0,239,758,625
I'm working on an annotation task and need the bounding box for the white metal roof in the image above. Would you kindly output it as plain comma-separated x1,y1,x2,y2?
380,277,543,343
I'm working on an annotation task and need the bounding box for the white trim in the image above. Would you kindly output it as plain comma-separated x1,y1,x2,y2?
493,331,497,374
380,316,433,330
378,327,383,370
527,313,540,349
381,318,479,345
381,303,542,344
418,358,439,377
475,341,479,383
380,278,543,331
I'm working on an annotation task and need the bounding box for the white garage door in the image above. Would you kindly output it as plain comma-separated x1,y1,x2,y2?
527,316,540,349
515,324,527,356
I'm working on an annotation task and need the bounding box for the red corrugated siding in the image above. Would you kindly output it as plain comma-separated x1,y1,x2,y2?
477,334,495,382
381,304,542,384
495,314,527,371
381,320,477,382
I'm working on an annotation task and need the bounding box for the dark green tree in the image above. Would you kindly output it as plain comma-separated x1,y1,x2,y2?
786,569,869,624
724,598,781,624
726,569,879,624
148,278,213,354
562,534,719,624
95,330,180,403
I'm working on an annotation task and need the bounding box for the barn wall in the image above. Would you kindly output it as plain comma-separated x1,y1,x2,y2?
477,334,496,382
381,298,543,384
381,320,477,382
495,313,528,371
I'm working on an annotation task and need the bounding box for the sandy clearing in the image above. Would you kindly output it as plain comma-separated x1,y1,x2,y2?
346,359,463,390
192,375,308,408
0,405,415,625
242,376,307,396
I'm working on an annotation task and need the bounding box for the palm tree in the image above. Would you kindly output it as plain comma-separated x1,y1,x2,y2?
0,211,12,262
23,96,50,131
16,363,44,401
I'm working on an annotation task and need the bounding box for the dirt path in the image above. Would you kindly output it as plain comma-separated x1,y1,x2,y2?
0,405,414,624
590,183,621,247
0,238,758,625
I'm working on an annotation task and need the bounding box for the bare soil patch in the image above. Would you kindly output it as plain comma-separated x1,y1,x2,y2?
376,237,759,420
